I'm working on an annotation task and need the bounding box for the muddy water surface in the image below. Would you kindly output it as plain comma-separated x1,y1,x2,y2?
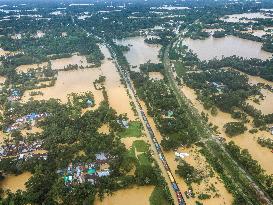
139,101,232,204
0,48,10,56
94,186,154,205
181,85,273,174
116,36,161,70
0,75,6,84
148,72,164,80
50,55,92,70
184,36,272,60
22,68,104,106
16,62,48,73
0,172,32,192
22,45,135,119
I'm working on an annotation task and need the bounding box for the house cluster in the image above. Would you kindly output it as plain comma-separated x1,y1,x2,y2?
269,126,273,135
209,81,226,92
7,112,49,132
175,152,189,159
8,89,21,102
61,152,111,186
117,119,129,129
0,140,47,161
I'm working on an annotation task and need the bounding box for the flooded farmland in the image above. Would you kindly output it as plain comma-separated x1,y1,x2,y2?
183,36,272,60
50,55,93,70
22,45,135,120
22,68,104,106
116,36,161,70
181,85,273,174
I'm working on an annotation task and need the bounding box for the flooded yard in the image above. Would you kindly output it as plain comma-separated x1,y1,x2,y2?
22,68,104,106
16,62,48,73
183,36,272,60
148,72,164,80
0,172,32,192
94,186,154,205
0,75,6,84
116,36,161,70
97,123,110,134
50,55,93,70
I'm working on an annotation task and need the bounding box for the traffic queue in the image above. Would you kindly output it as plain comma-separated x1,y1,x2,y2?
108,44,186,205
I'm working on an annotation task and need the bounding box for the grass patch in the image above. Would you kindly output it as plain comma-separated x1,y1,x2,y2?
119,121,143,138
133,140,149,152
149,186,170,205
137,152,151,166
175,62,187,77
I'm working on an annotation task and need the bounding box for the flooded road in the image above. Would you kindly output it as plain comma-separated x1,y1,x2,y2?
116,36,161,70
140,101,233,205
183,36,272,60
16,62,48,73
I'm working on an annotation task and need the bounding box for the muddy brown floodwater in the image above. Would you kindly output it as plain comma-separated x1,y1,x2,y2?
116,36,162,71
181,85,273,174
148,72,164,80
139,101,233,205
183,36,272,60
16,62,48,73
50,55,93,70
0,48,10,56
0,172,32,193
0,75,6,84
22,45,135,120
94,186,154,205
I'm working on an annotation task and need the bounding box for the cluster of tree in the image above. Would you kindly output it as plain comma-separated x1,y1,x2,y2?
212,31,226,38
176,160,202,186
145,37,170,46
257,137,273,150
184,69,260,113
224,122,247,137
130,69,203,150
139,63,164,74
201,140,270,205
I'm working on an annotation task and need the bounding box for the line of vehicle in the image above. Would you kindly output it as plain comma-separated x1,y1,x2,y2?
106,43,186,205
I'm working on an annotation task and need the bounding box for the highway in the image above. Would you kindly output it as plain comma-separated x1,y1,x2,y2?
106,43,186,205
74,17,187,204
